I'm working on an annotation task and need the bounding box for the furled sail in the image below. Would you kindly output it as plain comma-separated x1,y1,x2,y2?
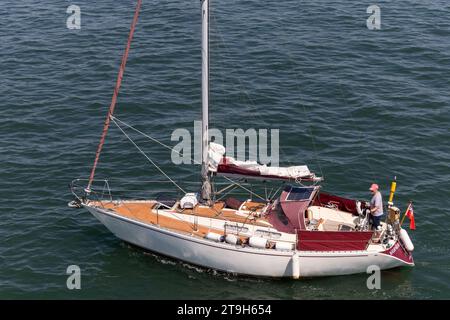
208,143,321,181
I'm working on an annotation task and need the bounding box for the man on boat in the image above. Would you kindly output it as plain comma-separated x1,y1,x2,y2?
369,183,384,230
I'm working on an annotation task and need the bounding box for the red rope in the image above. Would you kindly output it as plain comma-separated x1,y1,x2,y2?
87,0,142,191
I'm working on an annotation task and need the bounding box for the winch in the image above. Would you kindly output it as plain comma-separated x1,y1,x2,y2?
387,206,401,230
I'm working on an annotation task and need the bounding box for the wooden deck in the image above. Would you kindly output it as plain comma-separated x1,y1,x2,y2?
178,201,271,227
88,199,273,238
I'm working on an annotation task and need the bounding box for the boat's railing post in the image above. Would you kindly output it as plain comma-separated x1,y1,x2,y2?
100,180,107,201
105,180,113,202
156,206,159,225
194,214,198,232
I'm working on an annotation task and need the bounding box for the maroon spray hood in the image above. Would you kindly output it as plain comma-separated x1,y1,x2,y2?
266,185,319,233
280,185,319,230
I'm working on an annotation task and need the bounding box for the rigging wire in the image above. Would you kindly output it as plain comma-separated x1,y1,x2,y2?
111,115,183,160
209,11,296,167
266,44,325,180
111,116,186,194
111,115,267,201
335,82,377,181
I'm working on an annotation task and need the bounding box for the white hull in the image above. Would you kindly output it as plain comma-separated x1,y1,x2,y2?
86,206,413,278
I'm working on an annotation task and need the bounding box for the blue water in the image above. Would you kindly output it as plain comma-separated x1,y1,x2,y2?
1,0,449,299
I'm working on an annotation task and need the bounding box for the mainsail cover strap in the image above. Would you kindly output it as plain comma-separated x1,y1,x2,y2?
87,0,142,191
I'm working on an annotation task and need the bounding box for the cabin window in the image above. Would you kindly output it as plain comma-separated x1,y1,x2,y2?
286,187,314,201
273,202,290,226
255,230,282,239
225,225,249,234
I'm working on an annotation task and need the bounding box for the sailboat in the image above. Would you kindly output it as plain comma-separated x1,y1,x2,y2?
69,0,414,278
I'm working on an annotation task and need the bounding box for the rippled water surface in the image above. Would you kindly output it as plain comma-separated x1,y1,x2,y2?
1,0,449,299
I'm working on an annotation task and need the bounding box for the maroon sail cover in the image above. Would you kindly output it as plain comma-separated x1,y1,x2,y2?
297,230,373,251
217,157,317,181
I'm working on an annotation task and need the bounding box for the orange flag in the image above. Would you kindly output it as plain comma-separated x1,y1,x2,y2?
405,203,416,230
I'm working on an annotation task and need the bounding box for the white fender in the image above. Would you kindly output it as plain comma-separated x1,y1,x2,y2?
292,253,300,279
225,234,240,245
399,228,414,252
205,232,224,242
275,242,294,251
249,236,268,249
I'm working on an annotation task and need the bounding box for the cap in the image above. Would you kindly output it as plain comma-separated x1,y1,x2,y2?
369,183,379,191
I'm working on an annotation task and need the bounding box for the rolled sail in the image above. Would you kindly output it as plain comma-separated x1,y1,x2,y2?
208,143,321,182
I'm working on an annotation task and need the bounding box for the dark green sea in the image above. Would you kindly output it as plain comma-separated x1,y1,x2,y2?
1,0,449,299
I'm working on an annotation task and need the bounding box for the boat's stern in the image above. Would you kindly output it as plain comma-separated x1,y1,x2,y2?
382,236,415,267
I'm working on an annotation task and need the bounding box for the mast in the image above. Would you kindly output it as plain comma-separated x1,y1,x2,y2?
200,0,212,203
